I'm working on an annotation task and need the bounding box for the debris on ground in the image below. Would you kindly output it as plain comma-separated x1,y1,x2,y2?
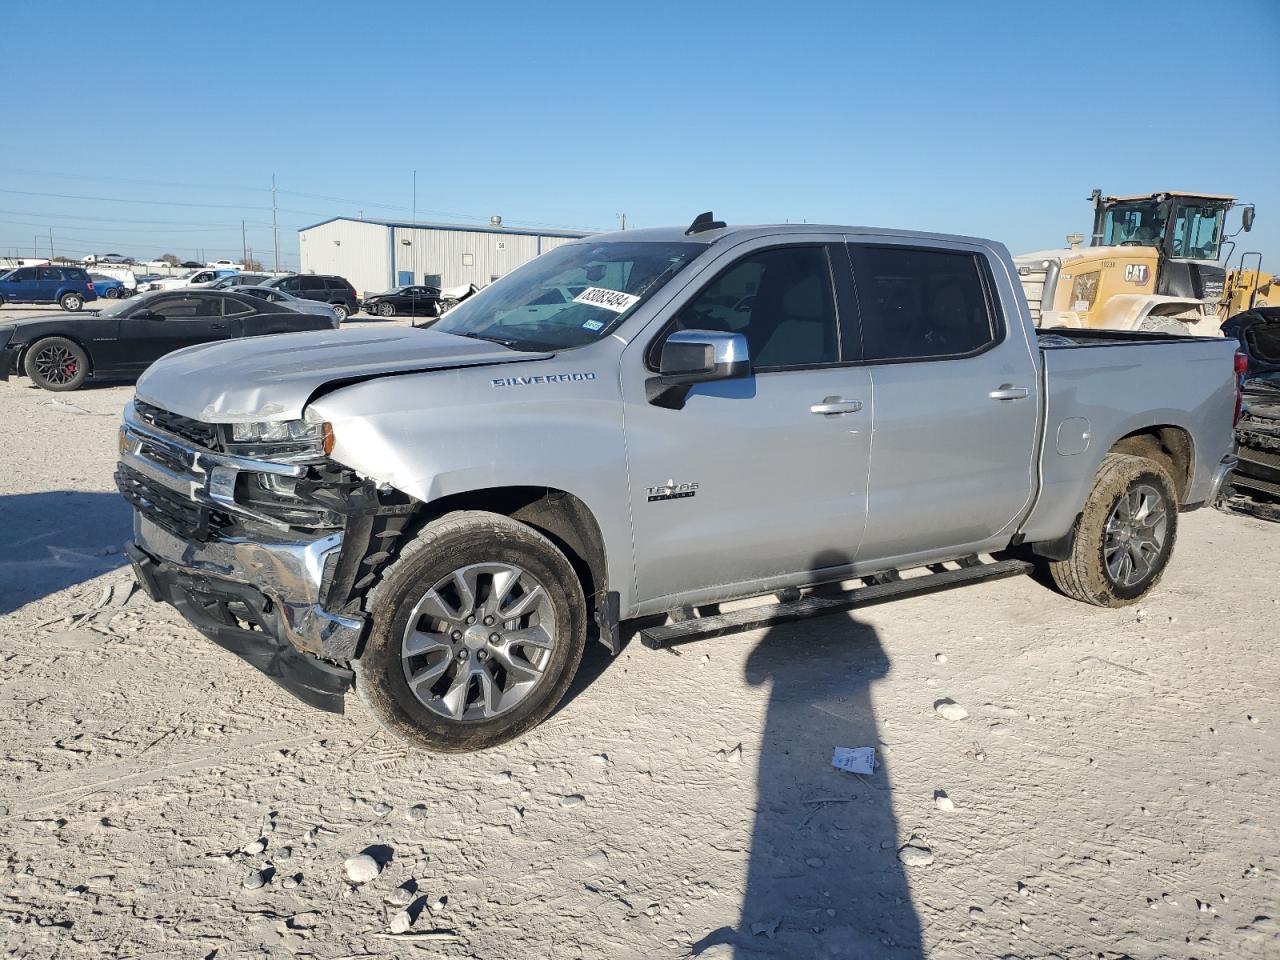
831,746,876,774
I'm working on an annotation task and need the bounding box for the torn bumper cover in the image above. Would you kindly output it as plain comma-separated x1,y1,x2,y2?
127,515,360,712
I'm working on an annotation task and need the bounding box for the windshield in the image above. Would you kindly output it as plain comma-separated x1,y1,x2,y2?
1101,200,1170,247
433,240,704,350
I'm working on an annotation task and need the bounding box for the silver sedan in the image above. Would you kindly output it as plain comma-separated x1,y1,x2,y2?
236,286,341,328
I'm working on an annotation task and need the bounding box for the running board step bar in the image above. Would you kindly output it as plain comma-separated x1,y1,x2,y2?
638,558,1034,650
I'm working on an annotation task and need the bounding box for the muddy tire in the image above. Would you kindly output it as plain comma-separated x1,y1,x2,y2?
354,510,587,753
25,336,89,391
1049,452,1178,607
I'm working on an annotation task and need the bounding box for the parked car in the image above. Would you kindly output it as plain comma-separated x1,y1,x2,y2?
261,274,358,321
1220,307,1280,519
0,265,98,311
85,253,135,265
180,261,203,269
115,217,1240,752
206,260,245,269
361,285,445,318
236,285,340,326
208,273,270,290
0,288,336,391
135,273,164,287
148,268,238,292
89,273,128,299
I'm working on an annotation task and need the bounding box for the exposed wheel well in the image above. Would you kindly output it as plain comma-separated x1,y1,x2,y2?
1110,426,1193,500
410,486,608,610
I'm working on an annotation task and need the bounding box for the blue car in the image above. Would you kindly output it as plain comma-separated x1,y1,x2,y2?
88,273,128,299
0,265,98,311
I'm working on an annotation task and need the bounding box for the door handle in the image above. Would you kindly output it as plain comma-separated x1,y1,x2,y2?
810,396,863,416
988,385,1029,401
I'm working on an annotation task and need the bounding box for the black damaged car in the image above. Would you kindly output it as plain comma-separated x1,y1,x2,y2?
0,288,338,392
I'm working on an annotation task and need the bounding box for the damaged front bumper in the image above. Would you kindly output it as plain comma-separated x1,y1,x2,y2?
127,515,360,711
117,402,369,712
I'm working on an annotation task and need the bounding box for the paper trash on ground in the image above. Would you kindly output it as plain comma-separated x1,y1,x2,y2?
831,746,876,775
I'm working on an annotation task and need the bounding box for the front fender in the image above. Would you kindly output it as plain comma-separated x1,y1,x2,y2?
308,360,635,608
1094,294,1200,331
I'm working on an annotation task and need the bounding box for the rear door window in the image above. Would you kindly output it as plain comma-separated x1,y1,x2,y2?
38,267,60,282
847,245,1000,361
300,277,326,292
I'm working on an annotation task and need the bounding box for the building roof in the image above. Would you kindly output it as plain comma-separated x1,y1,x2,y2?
298,216,591,239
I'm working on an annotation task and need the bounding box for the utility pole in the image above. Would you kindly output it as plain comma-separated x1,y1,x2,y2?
48,228,54,260
241,219,248,267
33,235,38,258
617,213,627,231
271,173,280,274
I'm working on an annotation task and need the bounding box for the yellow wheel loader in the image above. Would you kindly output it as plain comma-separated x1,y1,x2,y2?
1014,189,1273,335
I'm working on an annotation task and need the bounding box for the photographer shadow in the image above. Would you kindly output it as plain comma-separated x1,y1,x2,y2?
693,550,923,958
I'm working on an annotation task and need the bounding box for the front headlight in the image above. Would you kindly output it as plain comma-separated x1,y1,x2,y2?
226,414,334,459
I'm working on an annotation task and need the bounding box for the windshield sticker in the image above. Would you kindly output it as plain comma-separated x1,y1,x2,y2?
573,286,640,313
582,318,604,332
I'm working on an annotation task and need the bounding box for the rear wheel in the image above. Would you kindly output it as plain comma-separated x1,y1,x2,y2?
331,302,350,321
59,292,84,312
1049,453,1177,606
25,336,89,391
378,301,396,317
355,511,587,752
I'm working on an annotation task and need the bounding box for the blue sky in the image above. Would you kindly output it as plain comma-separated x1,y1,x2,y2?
3,0,1277,269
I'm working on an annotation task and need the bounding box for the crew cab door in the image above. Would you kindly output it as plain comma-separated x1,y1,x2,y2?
846,240,1039,562
621,239,873,611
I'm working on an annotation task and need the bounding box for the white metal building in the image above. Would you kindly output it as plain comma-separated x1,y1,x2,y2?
297,217,590,297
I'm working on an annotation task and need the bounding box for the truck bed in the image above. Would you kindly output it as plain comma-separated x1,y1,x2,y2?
1018,331,1239,542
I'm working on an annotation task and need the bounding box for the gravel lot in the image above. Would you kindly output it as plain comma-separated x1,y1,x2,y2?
1,337,1277,959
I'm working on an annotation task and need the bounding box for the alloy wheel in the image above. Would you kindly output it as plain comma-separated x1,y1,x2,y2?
400,562,556,721
1103,482,1168,587
33,345,79,385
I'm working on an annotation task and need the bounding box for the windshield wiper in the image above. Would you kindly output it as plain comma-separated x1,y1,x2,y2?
454,331,523,349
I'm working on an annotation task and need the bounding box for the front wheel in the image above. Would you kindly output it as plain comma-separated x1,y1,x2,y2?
104,287,121,299
355,511,587,752
25,336,89,391
60,292,84,312
1049,453,1178,606
378,302,396,317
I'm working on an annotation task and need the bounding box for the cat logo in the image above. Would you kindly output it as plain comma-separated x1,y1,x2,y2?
1124,263,1150,285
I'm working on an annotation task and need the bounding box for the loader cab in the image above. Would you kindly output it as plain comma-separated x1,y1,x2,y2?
1092,191,1235,303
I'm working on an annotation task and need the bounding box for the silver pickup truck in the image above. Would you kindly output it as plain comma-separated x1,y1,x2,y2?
116,216,1241,752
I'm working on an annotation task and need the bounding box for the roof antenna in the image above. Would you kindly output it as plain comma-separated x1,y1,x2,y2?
685,211,726,235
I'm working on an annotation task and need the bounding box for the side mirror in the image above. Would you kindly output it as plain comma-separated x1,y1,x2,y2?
647,329,751,409
1242,205,1255,233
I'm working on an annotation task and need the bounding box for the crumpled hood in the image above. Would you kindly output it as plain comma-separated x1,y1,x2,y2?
135,327,551,422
